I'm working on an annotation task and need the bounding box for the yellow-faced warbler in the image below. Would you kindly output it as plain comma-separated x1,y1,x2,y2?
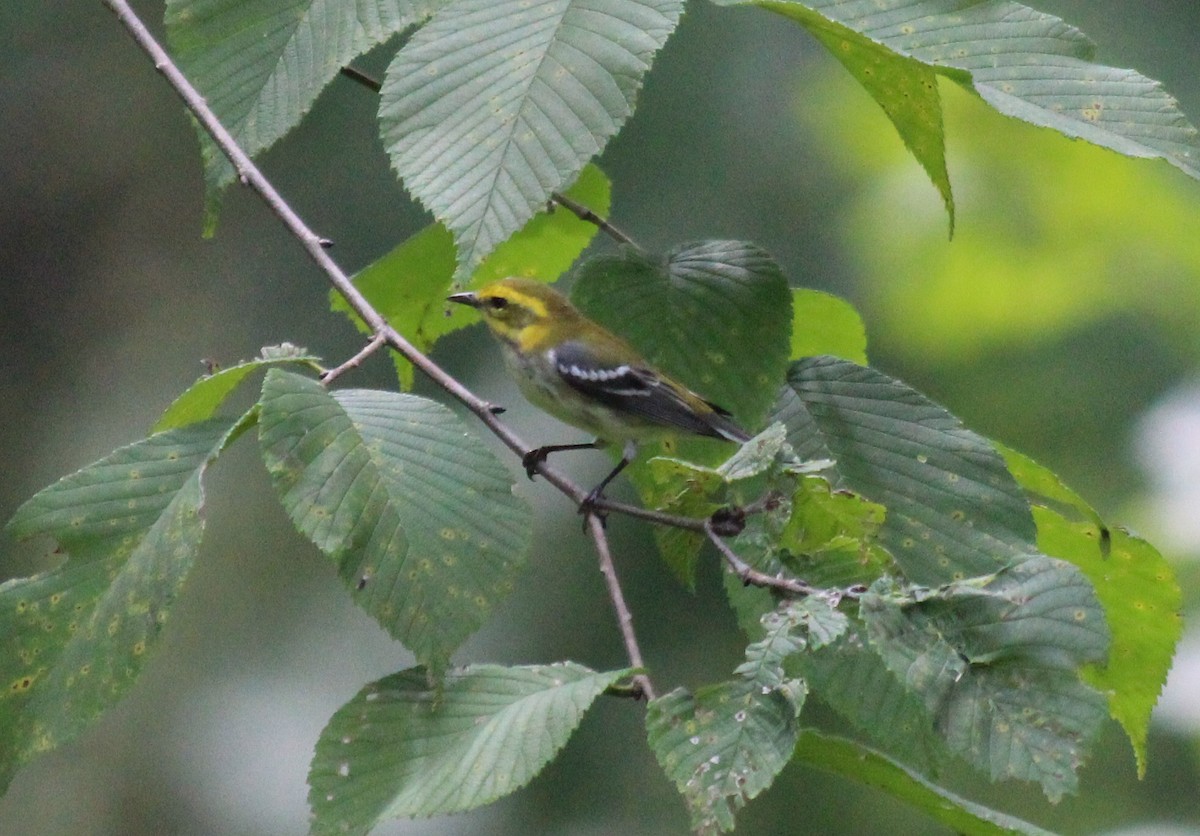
448,277,750,509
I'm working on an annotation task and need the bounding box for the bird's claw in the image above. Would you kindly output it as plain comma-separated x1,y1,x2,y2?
577,487,609,528
521,447,549,479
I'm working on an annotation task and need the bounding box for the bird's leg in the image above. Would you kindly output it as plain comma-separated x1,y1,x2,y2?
579,440,638,518
521,440,603,479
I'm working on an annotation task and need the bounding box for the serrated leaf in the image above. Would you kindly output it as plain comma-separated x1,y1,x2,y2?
790,288,868,364
794,731,1056,836
331,164,610,388
799,626,949,775
861,558,1109,801
647,678,804,834
379,0,683,279
1001,446,1182,778
153,344,321,431
719,0,1200,199
165,0,447,218
308,663,627,833
737,598,847,688
638,457,723,587
718,422,790,483
0,416,245,792
776,356,1036,584
637,424,795,587
780,475,892,589
257,371,530,672
573,240,792,433
743,2,956,230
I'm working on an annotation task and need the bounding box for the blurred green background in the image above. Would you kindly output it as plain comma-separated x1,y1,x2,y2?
2,1,1199,833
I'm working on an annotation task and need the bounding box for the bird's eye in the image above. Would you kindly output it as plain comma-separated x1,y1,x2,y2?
487,296,509,311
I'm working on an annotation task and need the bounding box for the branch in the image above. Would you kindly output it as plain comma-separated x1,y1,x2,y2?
549,191,641,250
319,332,386,385
704,519,864,603
102,0,658,692
587,515,656,700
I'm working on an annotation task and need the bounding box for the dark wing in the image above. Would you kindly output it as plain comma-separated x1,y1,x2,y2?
551,341,749,442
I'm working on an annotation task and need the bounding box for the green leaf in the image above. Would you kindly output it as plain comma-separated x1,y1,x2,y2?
638,457,723,587
573,240,793,433
790,288,868,364
799,626,949,776
649,598,837,832
308,663,627,833
165,0,447,222
737,598,848,687
1001,446,1182,778
331,164,610,388
638,424,794,587
153,344,320,431
779,475,892,589
378,0,683,279
0,416,245,792
776,356,1035,584
720,0,1200,189
794,731,1056,836
647,678,804,834
738,2,957,230
861,558,1109,801
257,371,530,673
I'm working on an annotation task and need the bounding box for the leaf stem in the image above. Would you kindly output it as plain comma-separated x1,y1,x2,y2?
549,191,641,250
320,332,387,385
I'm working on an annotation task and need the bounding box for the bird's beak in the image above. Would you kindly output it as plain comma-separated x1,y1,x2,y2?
447,291,480,308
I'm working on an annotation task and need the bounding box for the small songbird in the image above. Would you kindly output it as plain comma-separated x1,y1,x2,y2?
448,277,750,510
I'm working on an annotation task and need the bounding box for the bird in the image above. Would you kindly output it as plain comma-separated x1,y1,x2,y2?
447,277,750,512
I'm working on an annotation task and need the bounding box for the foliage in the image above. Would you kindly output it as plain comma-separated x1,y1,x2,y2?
1,0,1191,834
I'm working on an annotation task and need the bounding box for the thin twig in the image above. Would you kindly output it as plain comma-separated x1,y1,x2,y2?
339,65,382,93
320,332,387,385
587,514,656,700
102,0,665,685
704,520,817,597
549,191,640,249
703,520,866,603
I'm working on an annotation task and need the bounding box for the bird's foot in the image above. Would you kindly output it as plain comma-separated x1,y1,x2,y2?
577,486,609,528
521,447,550,479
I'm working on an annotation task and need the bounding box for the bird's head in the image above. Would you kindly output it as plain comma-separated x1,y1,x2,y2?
448,277,581,348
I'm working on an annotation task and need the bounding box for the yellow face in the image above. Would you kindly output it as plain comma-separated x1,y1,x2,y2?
471,280,548,332
451,278,578,352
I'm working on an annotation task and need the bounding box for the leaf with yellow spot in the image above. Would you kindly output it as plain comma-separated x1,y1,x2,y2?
647,601,818,833
308,663,628,834
774,356,1036,584
1000,446,1182,777
258,371,531,675
745,2,956,231
0,414,246,794
862,558,1109,801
